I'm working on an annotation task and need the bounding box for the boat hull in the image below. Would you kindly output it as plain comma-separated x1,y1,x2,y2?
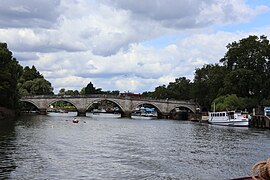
131,115,157,120
208,120,249,127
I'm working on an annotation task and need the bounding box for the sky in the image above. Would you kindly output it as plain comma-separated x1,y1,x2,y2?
1,0,270,94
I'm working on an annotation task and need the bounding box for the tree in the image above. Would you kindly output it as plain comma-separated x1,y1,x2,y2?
211,94,245,111
59,88,66,95
141,77,192,100
166,77,192,100
80,87,86,95
0,43,23,109
19,65,43,83
30,78,53,95
85,82,102,94
102,90,120,96
192,64,228,110
152,85,168,99
220,35,270,102
18,66,54,96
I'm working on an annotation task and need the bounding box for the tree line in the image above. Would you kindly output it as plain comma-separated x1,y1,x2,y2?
1,35,270,113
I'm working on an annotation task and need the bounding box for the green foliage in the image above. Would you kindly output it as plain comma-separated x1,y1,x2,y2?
19,65,43,83
220,35,270,101
222,68,256,97
152,85,169,99
167,77,192,100
211,94,245,111
50,101,75,109
58,88,80,95
18,66,53,96
0,43,23,109
141,77,192,100
192,64,228,108
102,90,120,96
80,87,86,95
85,82,102,94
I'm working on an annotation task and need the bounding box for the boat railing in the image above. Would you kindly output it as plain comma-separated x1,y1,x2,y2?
265,115,270,121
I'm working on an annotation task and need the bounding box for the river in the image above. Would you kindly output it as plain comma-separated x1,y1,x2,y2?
0,113,269,180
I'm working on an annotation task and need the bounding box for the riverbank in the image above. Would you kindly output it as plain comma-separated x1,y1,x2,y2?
0,107,15,120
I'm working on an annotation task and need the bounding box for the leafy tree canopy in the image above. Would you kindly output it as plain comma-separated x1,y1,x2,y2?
211,94,245,111
142,77,192,100
0,43,23,109
220,35,270,101
58,88,80,95
18,66,53,96
84,82,102,94
192,64,228,108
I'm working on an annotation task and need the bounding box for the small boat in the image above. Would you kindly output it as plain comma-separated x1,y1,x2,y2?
72,118,79,123
208,111,249,127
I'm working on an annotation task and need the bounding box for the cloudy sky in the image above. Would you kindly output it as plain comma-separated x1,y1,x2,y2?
1,0,270,94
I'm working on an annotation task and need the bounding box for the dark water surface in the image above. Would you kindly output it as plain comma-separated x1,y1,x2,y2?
0,113,269,180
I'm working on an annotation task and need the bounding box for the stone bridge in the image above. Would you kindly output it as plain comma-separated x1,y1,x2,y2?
20,95,198,118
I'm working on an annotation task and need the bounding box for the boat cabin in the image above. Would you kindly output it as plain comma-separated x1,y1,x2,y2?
209,111,246,120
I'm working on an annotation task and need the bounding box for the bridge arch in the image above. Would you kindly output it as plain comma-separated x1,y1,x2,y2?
20,100,39,109
85,98,125,113
46,99,79,115
132,102,162,113
168,105,196,120
47,99,79,110
20,100,40,113
168,105,196,114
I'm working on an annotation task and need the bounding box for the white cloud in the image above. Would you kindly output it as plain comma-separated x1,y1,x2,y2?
199,0,269,25
0,0,269,94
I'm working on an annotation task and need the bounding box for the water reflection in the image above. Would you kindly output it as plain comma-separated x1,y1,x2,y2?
0,119,17,179
0,115,269,180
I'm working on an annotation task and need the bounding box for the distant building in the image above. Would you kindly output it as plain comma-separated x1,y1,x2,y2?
120,92,142,98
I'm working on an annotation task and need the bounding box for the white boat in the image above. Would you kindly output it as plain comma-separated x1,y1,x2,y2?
131,107,157,120
208,111,249,127
131,113,157,120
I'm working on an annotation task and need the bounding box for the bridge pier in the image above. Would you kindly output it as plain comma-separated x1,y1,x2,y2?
121,111,132,118
38,108,47,115
160,113,169,119
77,110,86,116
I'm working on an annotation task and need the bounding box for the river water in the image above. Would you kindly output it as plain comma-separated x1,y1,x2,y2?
0,113,269,180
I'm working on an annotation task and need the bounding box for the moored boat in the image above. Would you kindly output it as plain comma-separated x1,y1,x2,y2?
132,113,157,120
208,111,249,127
131,107,157,120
